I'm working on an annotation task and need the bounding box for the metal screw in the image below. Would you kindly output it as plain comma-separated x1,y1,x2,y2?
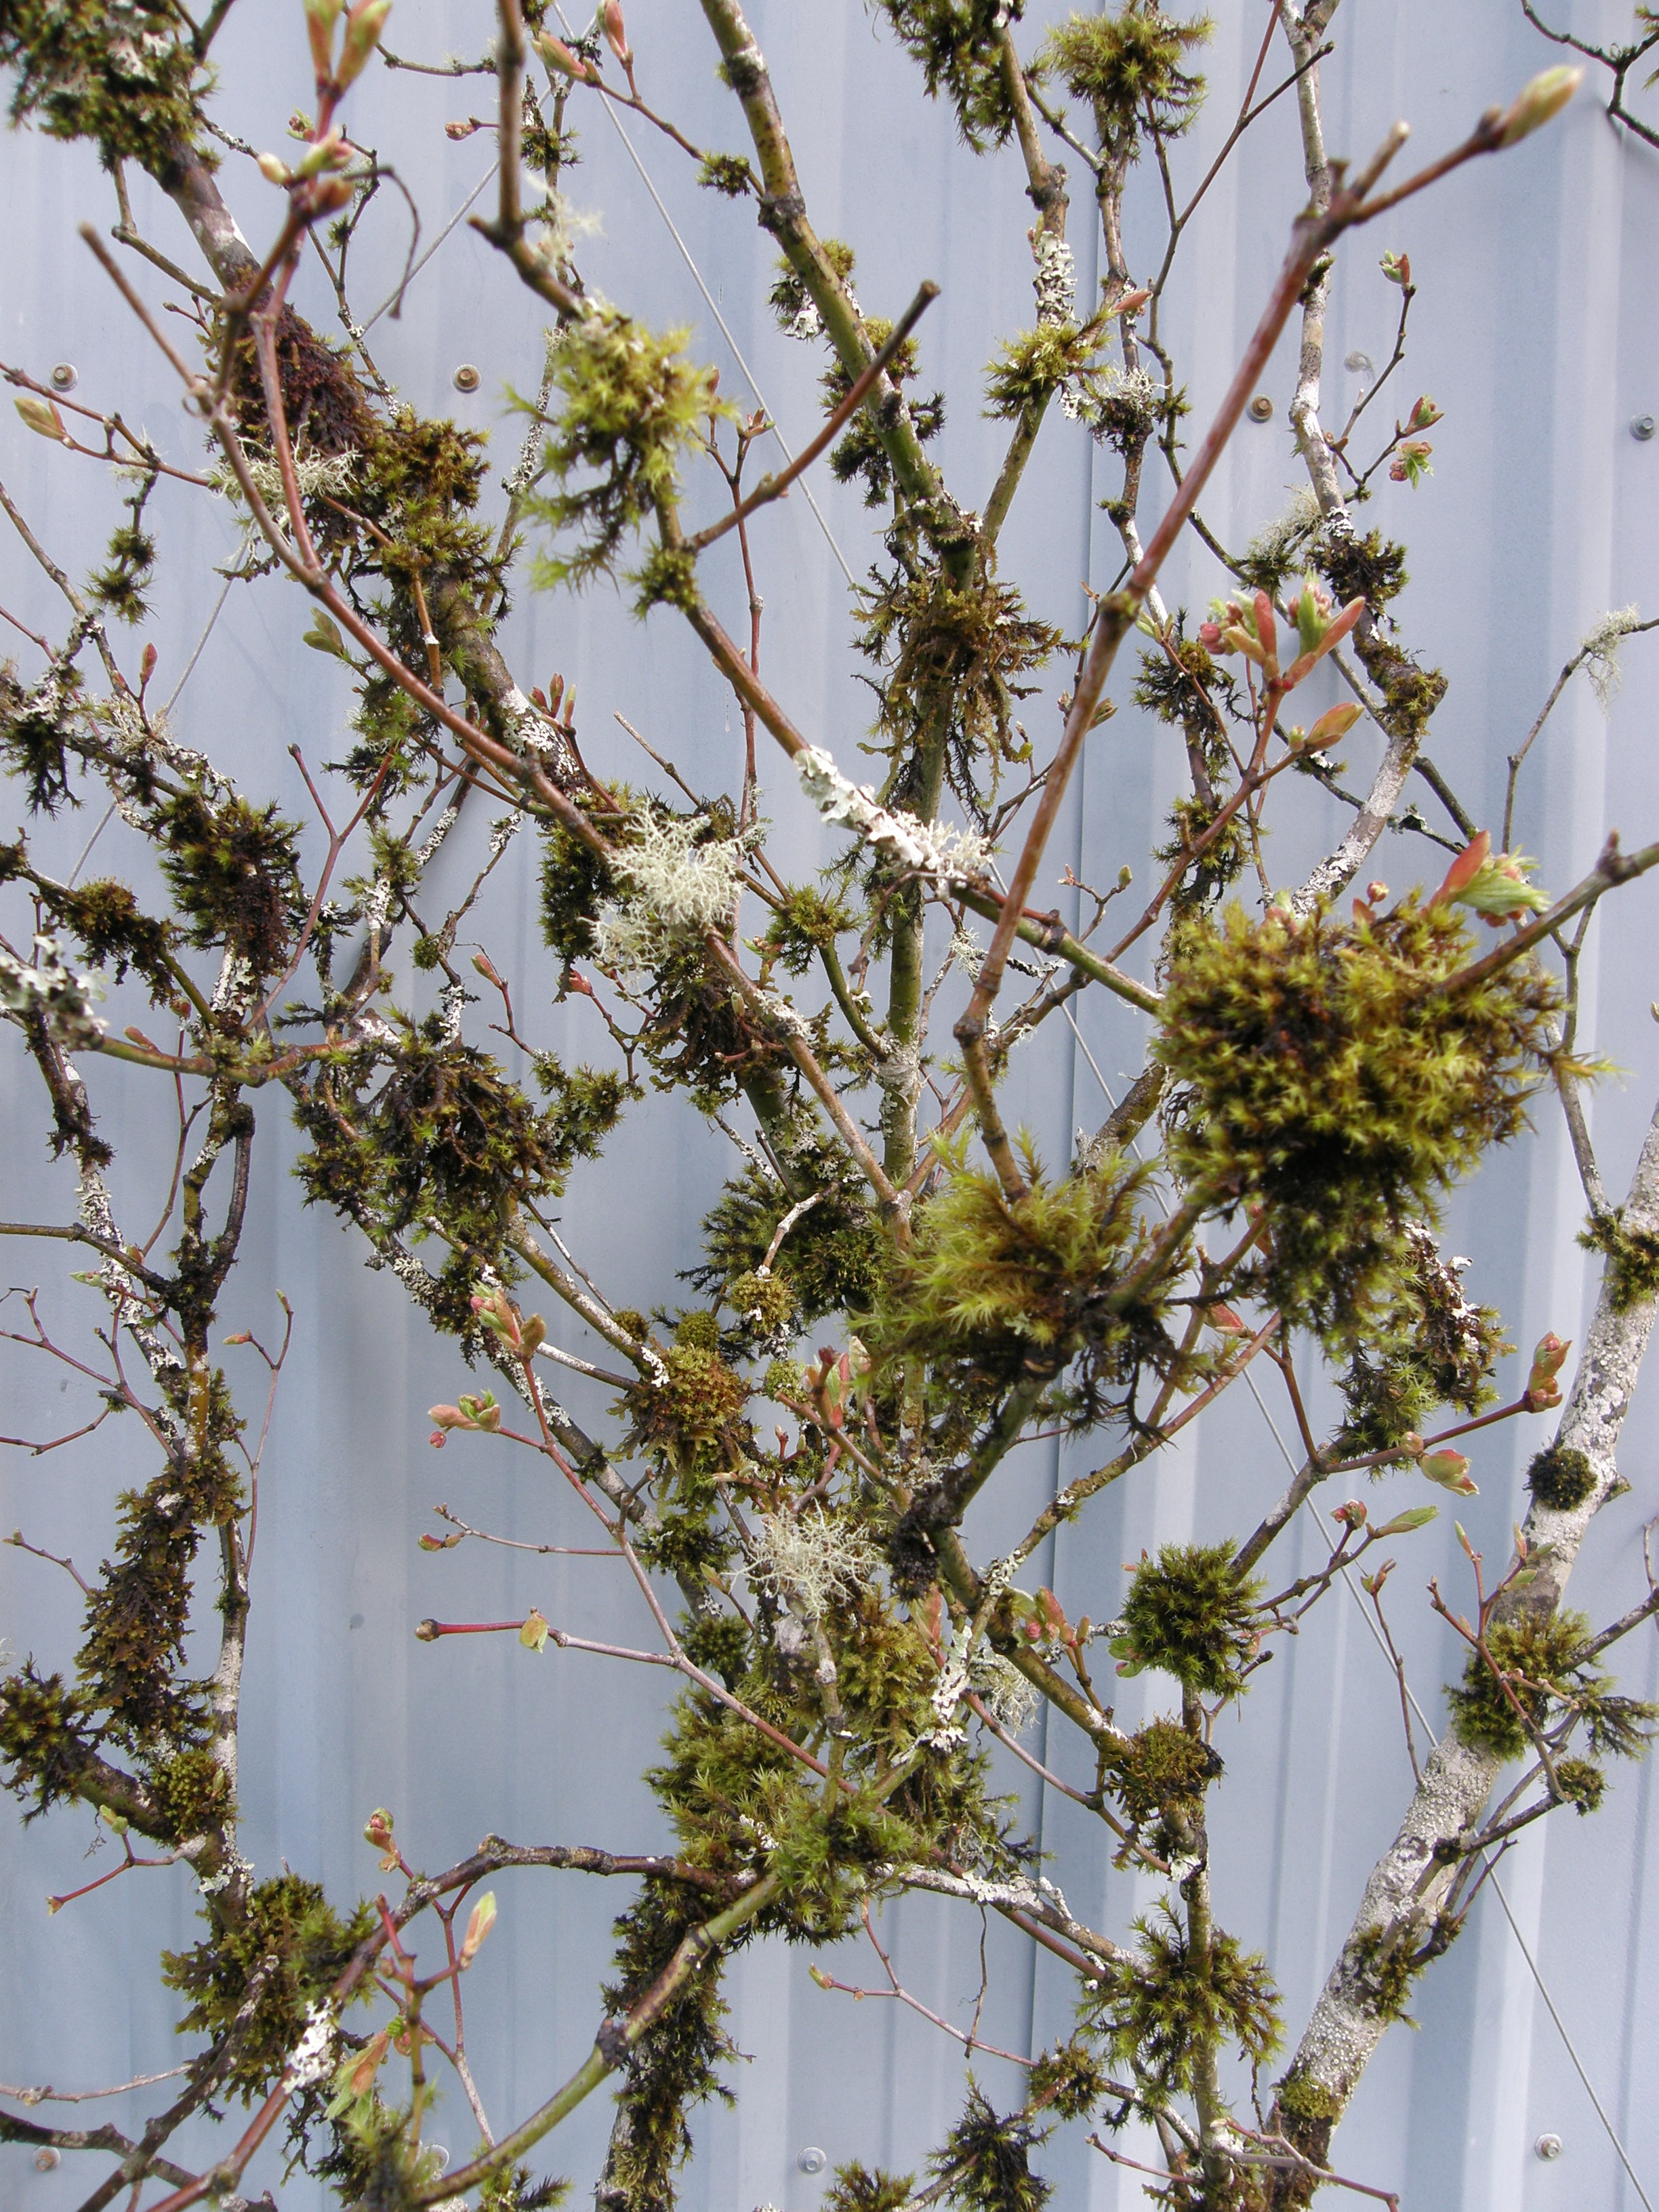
1345,350,1374,379
48,363,77,392
798,2147,828,2175
1633,415,1656,442
452,364,480,394
34,2149,60,2172
1535,2133,1563,2161
1248,394,1273,422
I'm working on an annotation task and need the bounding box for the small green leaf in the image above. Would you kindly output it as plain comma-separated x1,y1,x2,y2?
302,611,350,660
1372,1505,1439,1537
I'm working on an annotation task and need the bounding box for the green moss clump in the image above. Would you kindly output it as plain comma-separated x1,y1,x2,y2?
928,2085,1051,2212
527,307,731,588
1448,1612,1656,1766
1336,1227,1507,1456
623,1340,750,1480
866,1143,1179,1424
1105,1716,1216,1826
1274,2071,1340,2128
1158,900,1556,1341
1317,527,1409,615
163,1875,374,2102
1038,5,1211,161
1527,1443,1596,1511
597,1880,736,2212
0,0,209,172
695,1146,882,1328
1555,1755,1606,1814
857,565,1053,811
1349,1922,1431,2026
158,790,302,976
868,1,1020,151
985,322,1104,420
1580,1207,1659,1314
1088,1904,1279,2094
725,1269,797,1337
148,1744,233,1841
1114,1543,1259,1698
823,2165,917,2212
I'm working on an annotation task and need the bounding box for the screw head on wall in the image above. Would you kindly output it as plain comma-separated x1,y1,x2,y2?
798,2146,828,2175
453,364,481,394
1633,415,1656,441
1535,2133,1563,2160
34,2149,60,2172
1248,394,1273,422
48,363,77,392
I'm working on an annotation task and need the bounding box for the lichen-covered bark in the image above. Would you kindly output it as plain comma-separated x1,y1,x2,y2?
1270,1091,1659,2193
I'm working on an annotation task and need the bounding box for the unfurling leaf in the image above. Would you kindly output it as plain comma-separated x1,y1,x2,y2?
1498,64,1582,146
1372,1505,1439,1537
460,1889,497,1965
302,611,351,660
1422,1449,1477,1496
15,394,66,441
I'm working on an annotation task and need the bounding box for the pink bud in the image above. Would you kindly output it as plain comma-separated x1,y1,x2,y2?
602,0,632,64
1433,832,1492,907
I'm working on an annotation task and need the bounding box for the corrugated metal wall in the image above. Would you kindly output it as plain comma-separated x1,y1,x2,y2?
3,3,1659,2206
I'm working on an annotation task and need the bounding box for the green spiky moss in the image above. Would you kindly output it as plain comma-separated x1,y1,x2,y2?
1105,1716,1217,1826
869,1,1022,151
724,1269,797,1337
1038,6,1210,161
527,307,732,589
539,804,623,963
1087,1904,1279,2094
1155,793,1250,914
1447,1612,1589,1760
1580,1207,1659,1313
39,877,175,994
622,1341,750,1480
929,2085,1052,2212
0,0,209,171
857,564,1054,811
1317,527,1408,615
598,1880,737,2212
1025,2040,1113,2121
1447,1610,1658,1765
293,1033,619,1319
1336,1227,1507,1456
865,1142,1178,1419
1555,1755,1607,1814
821,319,945,507
824,2165,917,2212
0,1666,96,1818
1349,1922,1430,2026
162,1875,375,2102
159,790,303,975
985,323,1104,420
147,1744,233,1841
1157,900,1557,1342
1115,1544,1260,1697
760,886,858,977
1527,1443,1596,1511
694,1147,882,1328
75,1427,243,1746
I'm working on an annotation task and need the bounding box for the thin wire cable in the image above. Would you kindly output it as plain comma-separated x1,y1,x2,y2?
68,554,243,888
554,6,856,586
363,165,495,332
